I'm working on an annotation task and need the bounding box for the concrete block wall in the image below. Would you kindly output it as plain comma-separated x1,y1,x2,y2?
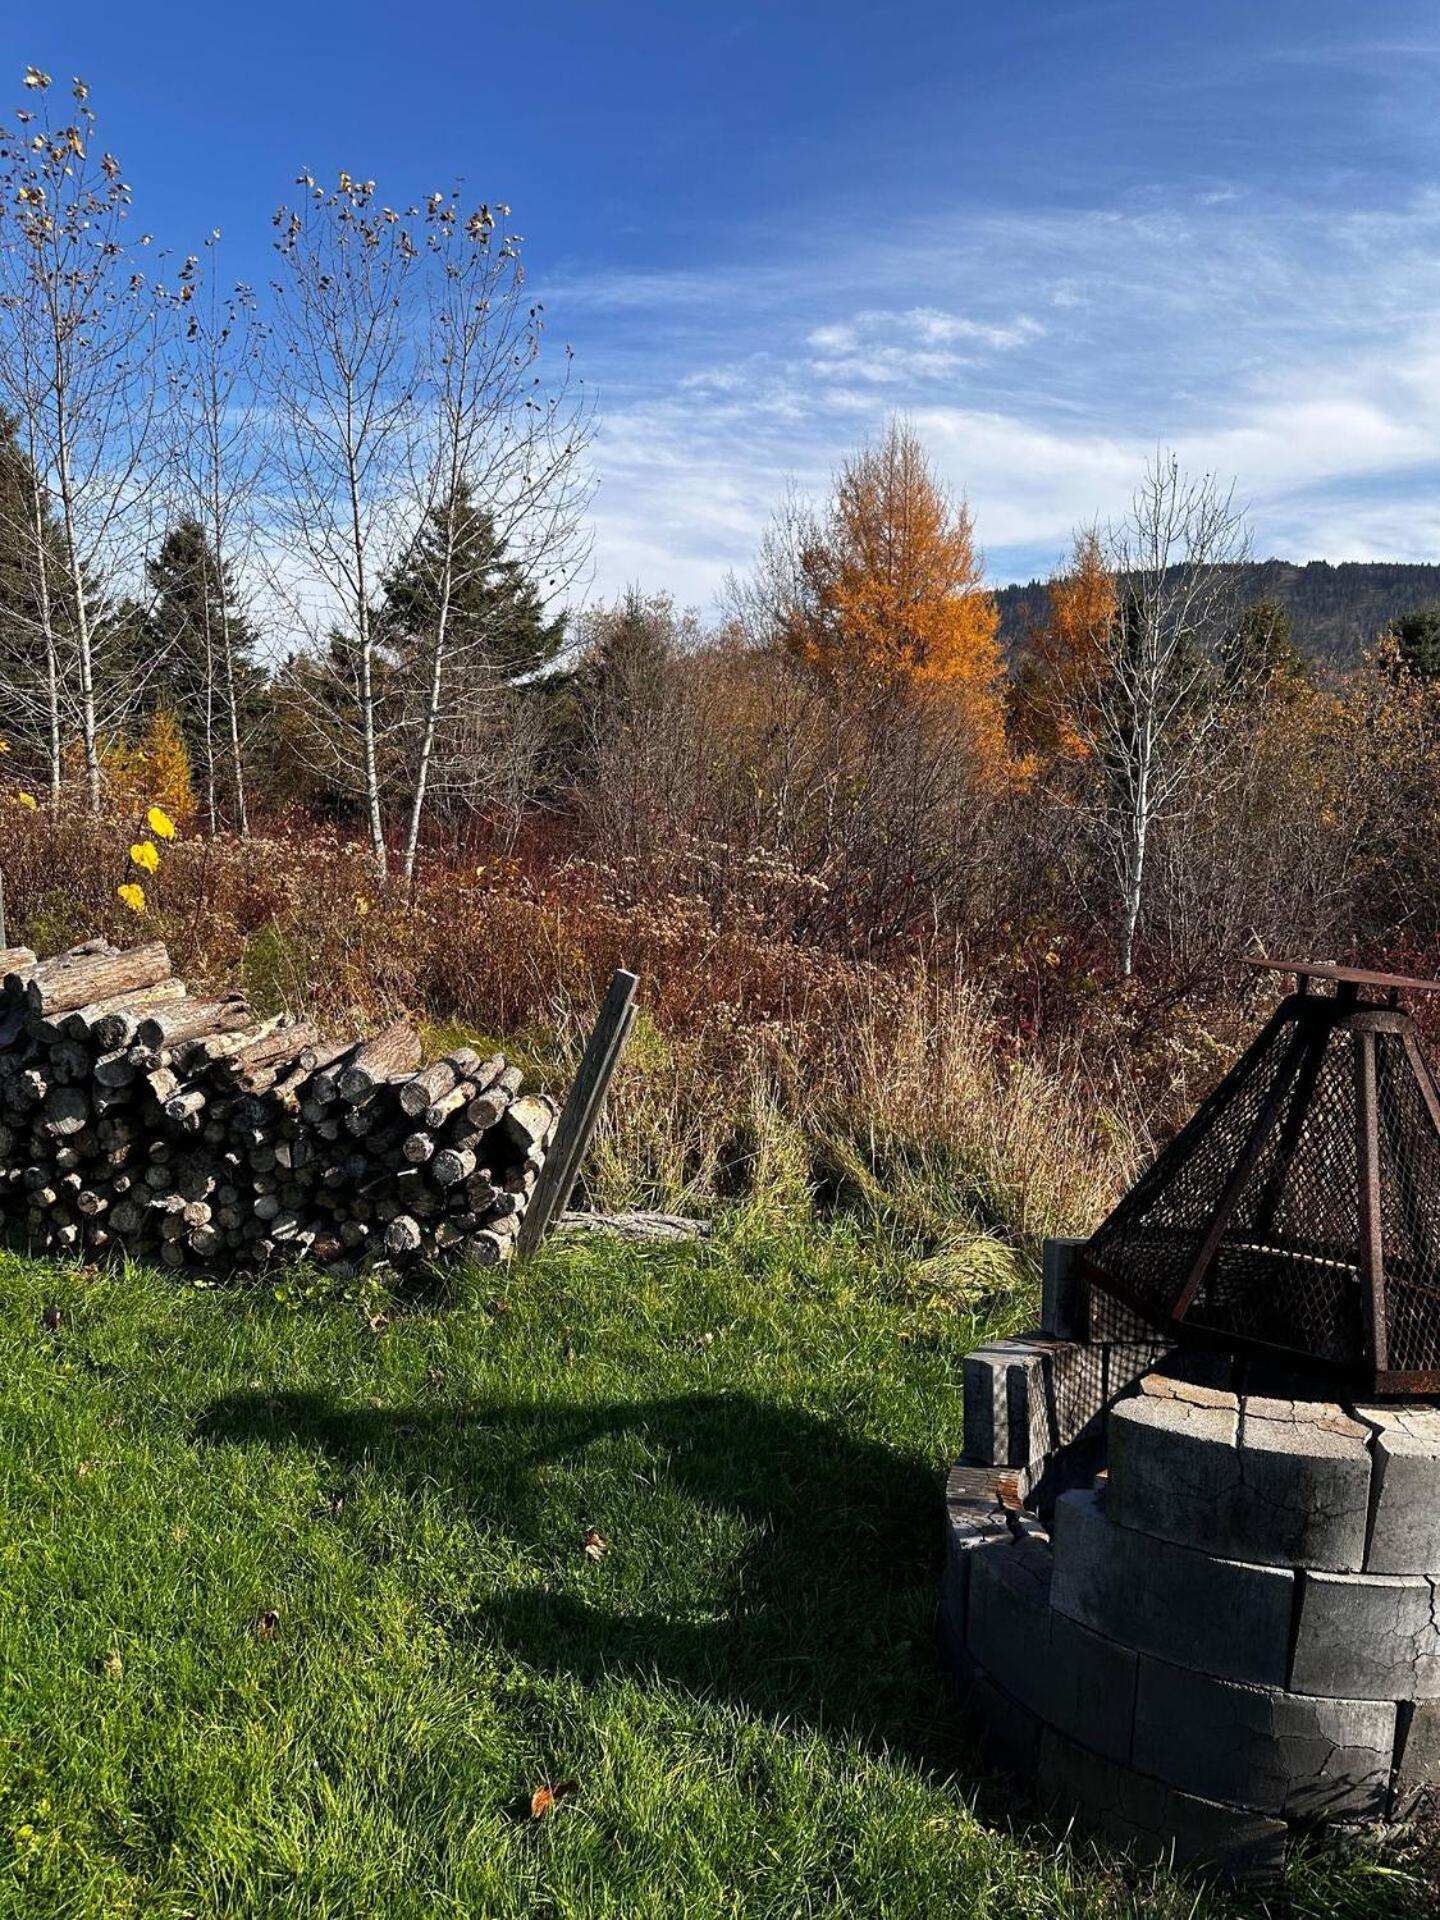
940,1240,1440,1883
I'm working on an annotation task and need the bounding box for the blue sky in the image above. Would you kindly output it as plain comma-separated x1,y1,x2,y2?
8,1,1440,608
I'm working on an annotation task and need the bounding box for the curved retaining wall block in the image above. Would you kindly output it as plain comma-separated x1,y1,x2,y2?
942,1282,1440,1883
1107,1377,1372,1570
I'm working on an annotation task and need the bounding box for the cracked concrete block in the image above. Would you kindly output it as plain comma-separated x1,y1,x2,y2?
1042,1236,1088,1340
965,1533,1138,1764
1132,1654,1395,1819
1050,1486,1294,1687
1036,1725,1288,1883
1108,1385,1371,1571
1291,1569,1440,1700
1391,1699,1440,1818
1046,1609,1140,1766
1354,1405,1440,1576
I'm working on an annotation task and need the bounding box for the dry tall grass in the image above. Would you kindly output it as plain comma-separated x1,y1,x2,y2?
2,811,1145,1269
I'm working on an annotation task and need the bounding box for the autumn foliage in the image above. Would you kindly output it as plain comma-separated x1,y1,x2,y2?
97,711,198,830
1013,529,1116,766
782,423,1009,770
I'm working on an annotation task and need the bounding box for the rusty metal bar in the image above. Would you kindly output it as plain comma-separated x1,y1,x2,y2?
1355,1028,1388,1374
1172,1022,1313,1321
1401,1027,1440,1139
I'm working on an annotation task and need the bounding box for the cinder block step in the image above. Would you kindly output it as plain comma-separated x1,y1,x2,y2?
962,1331,1168,1471
1050,1486,1294,1688
1132,1654,1396,1818
1108,1376,1372,1570
1291,1568,1440,1699
939,1457,1018,1663
1035,1725,1288,1883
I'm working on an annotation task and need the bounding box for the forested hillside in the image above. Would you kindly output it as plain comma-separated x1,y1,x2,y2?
996,559,1440,664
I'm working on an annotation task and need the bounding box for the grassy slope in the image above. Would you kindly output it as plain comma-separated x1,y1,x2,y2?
0,1232,1427,1920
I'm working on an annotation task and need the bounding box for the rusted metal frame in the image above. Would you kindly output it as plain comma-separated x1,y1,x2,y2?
1171,1021,1315,1321
1249,1018,1329,1243
1355,1028,1388,1375
1088,1000,1299,1248
1374,1035,1436,1297
1401,1026,1440,1138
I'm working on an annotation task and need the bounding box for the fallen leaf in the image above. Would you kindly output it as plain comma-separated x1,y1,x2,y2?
529,1778,579,1819
103,1649,123,1678
583,1528,608,1563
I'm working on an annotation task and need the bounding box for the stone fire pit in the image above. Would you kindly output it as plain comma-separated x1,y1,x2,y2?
941,1240,1440,1881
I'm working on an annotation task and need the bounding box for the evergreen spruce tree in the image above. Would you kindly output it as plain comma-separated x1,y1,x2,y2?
1387,606,1440,682
1222,598,1306,692
144,517,263,829
381,483,565,685
0,409,72,796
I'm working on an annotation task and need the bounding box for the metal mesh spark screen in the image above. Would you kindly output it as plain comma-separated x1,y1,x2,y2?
1081,984,1440,1395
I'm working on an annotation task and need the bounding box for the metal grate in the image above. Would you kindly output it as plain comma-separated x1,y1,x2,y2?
1080,960,1440,1396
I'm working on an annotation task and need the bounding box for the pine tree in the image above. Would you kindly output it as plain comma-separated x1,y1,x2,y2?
766,422,1009,773
1013,529,1116,764
1386,606,1440,682
0,409,70,796
1222,598,1306,692
144,518,262,831
382,483,565,685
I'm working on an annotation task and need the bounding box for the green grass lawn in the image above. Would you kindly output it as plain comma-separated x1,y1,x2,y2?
0,1227,1431,1919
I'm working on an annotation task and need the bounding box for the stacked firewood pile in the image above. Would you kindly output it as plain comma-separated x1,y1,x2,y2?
0,938,555,1274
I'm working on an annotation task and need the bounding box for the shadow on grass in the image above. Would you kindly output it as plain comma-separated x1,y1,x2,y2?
193,1388,976,1781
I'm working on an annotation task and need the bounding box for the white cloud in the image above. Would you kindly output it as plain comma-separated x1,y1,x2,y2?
550,190,1440,609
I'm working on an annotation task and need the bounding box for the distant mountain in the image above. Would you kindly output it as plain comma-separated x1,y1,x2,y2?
994,560,1440,666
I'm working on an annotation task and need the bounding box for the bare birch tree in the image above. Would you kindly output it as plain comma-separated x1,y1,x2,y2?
268,172,421,875
389,191,592,883
163,236,267,835
0,69,165,811
1083,453,1251,976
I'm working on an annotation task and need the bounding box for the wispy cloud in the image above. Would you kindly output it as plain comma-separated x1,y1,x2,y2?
549,187,1440,609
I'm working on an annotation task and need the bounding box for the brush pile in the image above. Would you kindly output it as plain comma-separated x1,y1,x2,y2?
0,938,554,1274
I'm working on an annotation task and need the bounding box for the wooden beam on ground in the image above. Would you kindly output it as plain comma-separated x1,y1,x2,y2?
516,968,638,1257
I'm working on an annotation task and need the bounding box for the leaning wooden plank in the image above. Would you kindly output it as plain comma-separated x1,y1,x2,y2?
516,969,638,1257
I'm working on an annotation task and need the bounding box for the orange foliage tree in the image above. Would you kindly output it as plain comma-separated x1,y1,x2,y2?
770,422,1009,769
1013,528,1116,767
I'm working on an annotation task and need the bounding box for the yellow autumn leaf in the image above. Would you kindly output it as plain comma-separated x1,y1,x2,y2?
130,841,159,873
116,883,146,913
16,791,37,810
146,805,176,841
